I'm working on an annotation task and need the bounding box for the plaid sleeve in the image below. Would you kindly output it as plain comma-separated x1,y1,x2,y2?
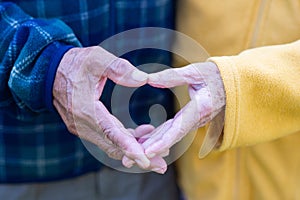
0,2,80,114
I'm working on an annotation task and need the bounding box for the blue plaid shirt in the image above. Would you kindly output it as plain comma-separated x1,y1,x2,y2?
0,1,175,183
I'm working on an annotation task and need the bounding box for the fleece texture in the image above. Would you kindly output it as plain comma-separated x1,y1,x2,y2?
175,0,300,199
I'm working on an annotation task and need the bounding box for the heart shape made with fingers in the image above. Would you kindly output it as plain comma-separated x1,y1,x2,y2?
54,45,224,174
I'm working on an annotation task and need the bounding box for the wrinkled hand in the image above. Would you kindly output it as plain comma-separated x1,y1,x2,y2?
142,62,226,160
53,46,151,169
123,124,168,174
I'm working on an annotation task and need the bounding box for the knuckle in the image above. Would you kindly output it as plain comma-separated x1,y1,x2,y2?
112,58,132,71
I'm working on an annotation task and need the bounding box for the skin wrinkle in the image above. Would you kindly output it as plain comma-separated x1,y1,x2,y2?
143,62,225,159
53,46,152,169
53,45,225,172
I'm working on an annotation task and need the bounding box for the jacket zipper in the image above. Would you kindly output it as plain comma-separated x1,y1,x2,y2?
249,0,268,48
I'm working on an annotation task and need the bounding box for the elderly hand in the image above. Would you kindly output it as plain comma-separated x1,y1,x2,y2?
123,124,168,174
142,62,226,160
53,46,151,169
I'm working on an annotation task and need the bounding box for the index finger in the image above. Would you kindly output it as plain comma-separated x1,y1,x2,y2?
95,102,150,169
143,99,201,158
105,58,148,87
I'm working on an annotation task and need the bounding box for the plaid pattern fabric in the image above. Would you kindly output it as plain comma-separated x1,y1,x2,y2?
0,0,175,183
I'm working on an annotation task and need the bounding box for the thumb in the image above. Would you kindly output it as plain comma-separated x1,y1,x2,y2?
148,68,184,88
148,64,202,88
148,62,216,88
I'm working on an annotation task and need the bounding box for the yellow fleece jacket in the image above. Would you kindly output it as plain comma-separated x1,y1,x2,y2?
175,0,300,199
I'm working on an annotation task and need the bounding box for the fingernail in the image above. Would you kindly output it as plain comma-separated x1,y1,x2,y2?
152,167,167,174
131,70,148,82
124,160,135,168
135,158,150,169
145,148,156,158
148,73,159,81
146,152,156,159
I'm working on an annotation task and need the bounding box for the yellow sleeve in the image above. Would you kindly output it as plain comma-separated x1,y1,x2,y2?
209,40,300,151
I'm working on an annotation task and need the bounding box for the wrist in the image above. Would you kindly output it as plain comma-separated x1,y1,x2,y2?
193,62,226,118
45,43,74,111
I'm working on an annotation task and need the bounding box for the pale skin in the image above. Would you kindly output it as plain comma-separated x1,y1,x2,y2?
53,46,225,173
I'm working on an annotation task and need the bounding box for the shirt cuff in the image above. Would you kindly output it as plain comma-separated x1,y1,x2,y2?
45,44,74,111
